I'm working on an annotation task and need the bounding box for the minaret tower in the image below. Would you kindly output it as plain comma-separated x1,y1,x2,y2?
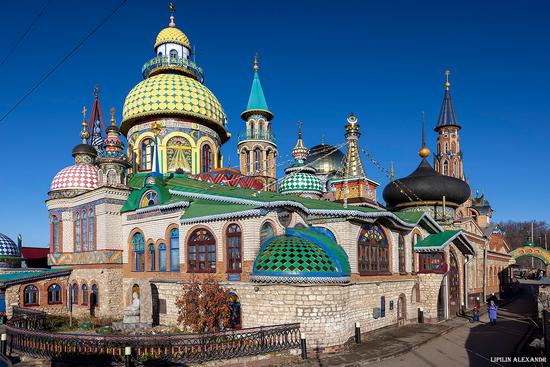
334,113,379,206
97,108,131,187
434,70,464,180
238,53,277,191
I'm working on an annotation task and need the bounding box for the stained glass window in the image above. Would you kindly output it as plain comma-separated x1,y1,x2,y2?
419,252,445,272
71,283,78,305
398,234,405,273
167,136,192,173
201,144,212,173
140,190,159,208
158,243,167,272
149,244,155,272
48,284,62,304
140,138,153,171
75,213,81,252
24,285,39,306
82,284,88,305
170,228,180,272
188,228,216,272
89,209,95,250
260,222,275,244
133,232,145,272
358,223,389,274
226,224,242,273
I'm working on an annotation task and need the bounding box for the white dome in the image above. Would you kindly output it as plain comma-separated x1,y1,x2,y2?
50,164,99,192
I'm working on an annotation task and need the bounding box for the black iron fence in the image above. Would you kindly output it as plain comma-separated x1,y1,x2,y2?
5,321,301,364
11,307,46,330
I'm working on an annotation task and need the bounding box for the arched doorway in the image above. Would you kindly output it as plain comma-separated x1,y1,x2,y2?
448,251,460,317
90,284,98,317
437,281,446,321
151,284,160,327
228,291,241,329
397,294,406,323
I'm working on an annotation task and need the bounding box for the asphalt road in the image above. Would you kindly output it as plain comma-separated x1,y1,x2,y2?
376,286,538,367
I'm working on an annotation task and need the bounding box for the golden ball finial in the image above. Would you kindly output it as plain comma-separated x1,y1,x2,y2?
253,52,259,72
418,146,430,158
445,70,451,90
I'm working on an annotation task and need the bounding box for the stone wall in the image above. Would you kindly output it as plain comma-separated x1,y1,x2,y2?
417,273,444,321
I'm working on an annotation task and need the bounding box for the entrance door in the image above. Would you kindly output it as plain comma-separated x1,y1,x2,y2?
397,294,406,321
437,281,445,321
151,284,160,327
448,252,460,317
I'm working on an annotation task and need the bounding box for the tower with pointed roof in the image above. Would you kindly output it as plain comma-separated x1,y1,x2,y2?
238,53,277,191
333,113,379,206
434,70,464,180
97,107,131,187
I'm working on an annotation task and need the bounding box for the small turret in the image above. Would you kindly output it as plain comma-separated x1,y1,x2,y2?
97,108,131,187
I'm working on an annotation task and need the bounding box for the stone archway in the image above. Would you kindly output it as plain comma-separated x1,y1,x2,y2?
397,293,407,322
509,246,550,267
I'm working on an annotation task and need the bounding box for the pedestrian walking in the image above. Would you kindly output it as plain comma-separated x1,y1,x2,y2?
473,302,480,322
488,300,498,325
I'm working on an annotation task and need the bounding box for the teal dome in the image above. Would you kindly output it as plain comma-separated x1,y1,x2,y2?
279,166,323,195
251,228,350,283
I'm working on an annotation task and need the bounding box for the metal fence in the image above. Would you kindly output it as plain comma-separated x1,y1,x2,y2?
543,309,550,352
11,306,46,330
6,320,301,364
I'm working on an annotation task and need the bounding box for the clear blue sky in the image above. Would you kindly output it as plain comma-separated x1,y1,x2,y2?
0,0,548,246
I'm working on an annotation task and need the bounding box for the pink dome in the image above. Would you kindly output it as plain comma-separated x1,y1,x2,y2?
50,164,99,192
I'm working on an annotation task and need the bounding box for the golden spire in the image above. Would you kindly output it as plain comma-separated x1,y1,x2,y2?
418,111,430,158
253,52,259,73
110,107,116,126
80,106,90,143
445,70,451,91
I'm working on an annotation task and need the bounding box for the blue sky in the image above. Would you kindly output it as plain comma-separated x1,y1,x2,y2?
0,0,548,246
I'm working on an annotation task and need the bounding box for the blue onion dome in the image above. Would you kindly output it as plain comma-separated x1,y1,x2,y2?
251,227,350,283
0,233,19,257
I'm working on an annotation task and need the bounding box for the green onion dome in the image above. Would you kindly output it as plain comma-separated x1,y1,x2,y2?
251,227,350,283
279,164,323,195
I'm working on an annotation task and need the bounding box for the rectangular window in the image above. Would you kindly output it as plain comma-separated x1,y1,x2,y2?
419,253,446,273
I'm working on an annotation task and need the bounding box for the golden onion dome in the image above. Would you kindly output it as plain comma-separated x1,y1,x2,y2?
120,73,227,140
154,26,191,50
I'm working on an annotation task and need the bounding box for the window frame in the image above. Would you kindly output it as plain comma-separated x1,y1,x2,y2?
47,284,62,305
139,138,153,172
418,252,447,274
201,144,213,173
23,285,39,306
398,234,406,273
132,232,145,272
82,284,89,305
149,244,156,272
358,223,390,275
226,224,242,273
187,228,216,273
170,228,180,272
158,243,167,272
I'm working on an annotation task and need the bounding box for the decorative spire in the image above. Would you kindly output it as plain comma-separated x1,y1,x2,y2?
292,120,309,163
342,113,366,179
80,106,89,143
435,70,460,131
169,2,176,27
110,107,116,126
390,161,395,182
418,111,430,158
241,53,273,121
88,85,107,150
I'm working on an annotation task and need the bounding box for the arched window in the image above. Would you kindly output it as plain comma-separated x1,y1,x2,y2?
75,213,81,252
201,144,212,173
170,228,180,272
23,285,39,306
254,149,261,174
149,244,155,272
453,161,458,178
47,284,62,304
82,284,89,305
157,51,163,57
140,138,153,171
167,136,192,172
188,228,216,272
260,222,275,244
451,142,456,153
89,209,95,250
51,215,60,252
91,284,98,308
170,49,178,59
443,161,449,176
82,210,88,251
71,283,78,305
226,224,242,273
249,122,255,138
158,243,167,272
412,233,421,272
140,190,159,208
133,232,145,272
358,223,389,274
398,234,405,273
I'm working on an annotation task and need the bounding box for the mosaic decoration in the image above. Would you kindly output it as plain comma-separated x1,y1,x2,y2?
122,74,226,127
140,190,159,208
48,250,123,266
192,168,263,190
509,246,550,266
50,164,98,191
154,27,190,49
0,233,19,256
279,171,323,195
167,136,192,172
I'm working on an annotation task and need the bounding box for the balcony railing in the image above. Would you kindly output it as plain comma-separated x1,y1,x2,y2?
142,56,204,82
237,131,276,144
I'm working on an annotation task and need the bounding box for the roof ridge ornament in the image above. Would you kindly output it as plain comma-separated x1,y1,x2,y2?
169,2,176,27
253,52,259,73
80,106,89,143
445,70,451,91
419,111,430,158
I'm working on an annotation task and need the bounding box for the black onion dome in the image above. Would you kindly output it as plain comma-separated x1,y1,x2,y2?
72,144,98,158
383,159,470,208
303,144,345,174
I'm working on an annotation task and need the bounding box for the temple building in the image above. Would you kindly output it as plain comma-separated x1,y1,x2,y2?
0,8,512,351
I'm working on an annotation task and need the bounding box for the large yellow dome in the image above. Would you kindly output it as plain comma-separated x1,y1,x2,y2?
120,74,227,137
154,27,190,49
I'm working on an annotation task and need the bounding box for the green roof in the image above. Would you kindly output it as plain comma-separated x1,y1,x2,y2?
414,230,461,252
245,71,270,113
0,268,71,287
180,199,262,223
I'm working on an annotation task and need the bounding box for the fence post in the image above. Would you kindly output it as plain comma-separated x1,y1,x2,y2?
1,333,6,355
300,333,307,360
125,346,132,367
418,307,424,323
355,322,361,344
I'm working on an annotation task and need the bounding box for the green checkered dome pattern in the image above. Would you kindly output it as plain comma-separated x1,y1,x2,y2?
279,172,323,195
122,74,225,127
254,236,338,274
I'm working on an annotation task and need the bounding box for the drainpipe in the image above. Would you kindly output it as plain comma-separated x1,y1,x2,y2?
464,254,475,309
